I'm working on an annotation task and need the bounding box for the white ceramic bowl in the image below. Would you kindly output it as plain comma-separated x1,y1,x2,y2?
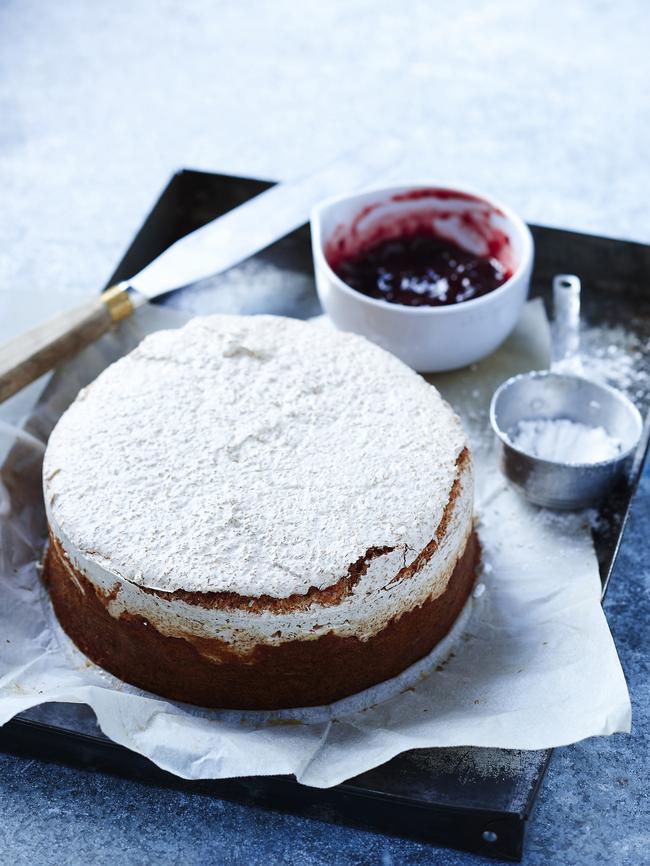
311,183,534,372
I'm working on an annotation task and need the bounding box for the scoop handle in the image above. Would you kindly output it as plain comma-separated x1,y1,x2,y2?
0,286,134,404
551,274,582,372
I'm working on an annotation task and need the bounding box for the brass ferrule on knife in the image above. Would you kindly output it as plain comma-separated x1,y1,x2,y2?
101,283,136,323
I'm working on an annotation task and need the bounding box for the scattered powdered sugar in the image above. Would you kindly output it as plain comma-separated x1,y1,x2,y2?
507,418,623,464
403,746,544,783
581,324,650,404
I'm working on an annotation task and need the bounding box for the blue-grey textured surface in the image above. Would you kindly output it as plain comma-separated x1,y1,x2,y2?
1,1,649,864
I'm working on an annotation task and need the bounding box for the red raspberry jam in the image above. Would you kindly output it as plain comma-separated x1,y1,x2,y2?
325,188,514,308
332,230,508,307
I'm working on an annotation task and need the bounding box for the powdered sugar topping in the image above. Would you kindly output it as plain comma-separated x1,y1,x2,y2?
44,315,468,598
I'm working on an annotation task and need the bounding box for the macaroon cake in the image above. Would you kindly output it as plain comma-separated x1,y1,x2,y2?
42,314,478,710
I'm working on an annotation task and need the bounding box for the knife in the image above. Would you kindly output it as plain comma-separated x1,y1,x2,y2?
0,138,403,404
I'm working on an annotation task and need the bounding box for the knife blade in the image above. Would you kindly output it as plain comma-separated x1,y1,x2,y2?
0,137,403,404
130,137,403,301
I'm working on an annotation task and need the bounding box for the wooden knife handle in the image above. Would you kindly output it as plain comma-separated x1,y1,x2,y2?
0,286,134,404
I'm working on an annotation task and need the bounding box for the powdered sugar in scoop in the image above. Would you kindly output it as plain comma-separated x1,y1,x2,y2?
508,418,622,464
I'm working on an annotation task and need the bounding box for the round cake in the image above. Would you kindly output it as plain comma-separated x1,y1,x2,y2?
42,314,478,709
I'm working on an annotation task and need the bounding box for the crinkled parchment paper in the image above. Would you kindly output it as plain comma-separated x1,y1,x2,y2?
0,300,630,788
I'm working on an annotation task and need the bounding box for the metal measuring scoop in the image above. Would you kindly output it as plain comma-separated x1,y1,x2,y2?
489,275,643,509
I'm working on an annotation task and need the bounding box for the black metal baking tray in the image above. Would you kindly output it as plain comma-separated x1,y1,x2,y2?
1,170,649,862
